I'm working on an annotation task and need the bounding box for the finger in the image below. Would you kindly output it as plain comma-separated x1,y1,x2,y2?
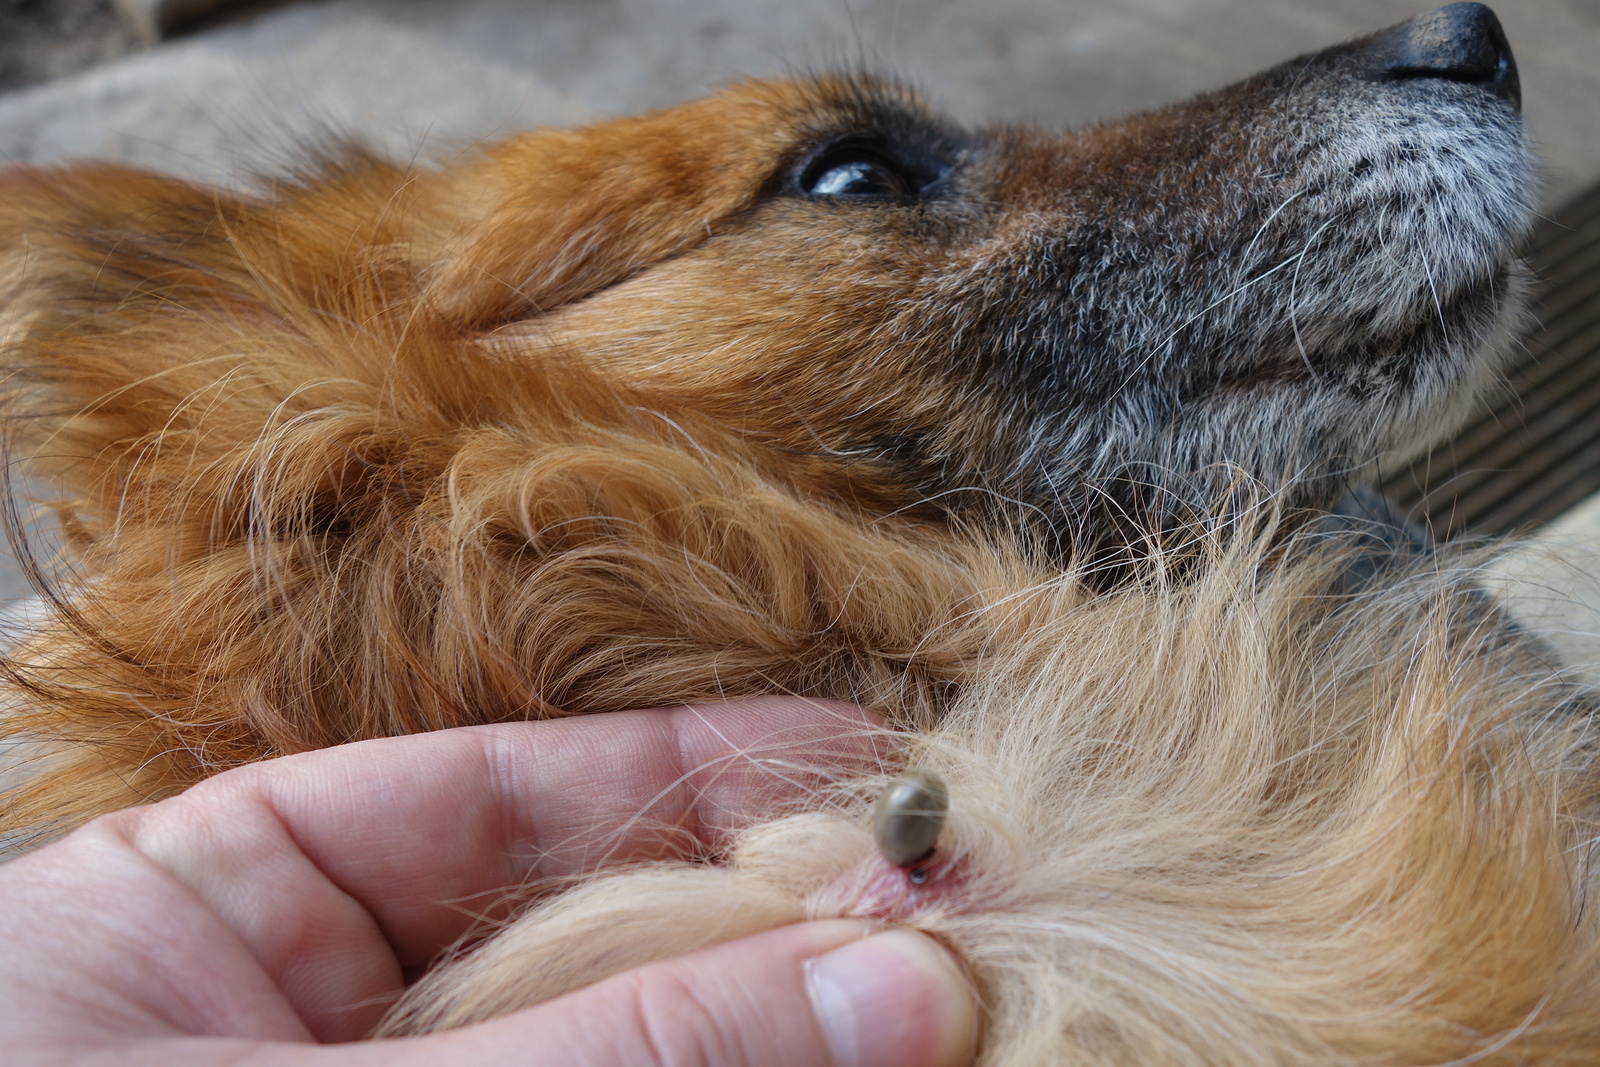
479,923,978,1067
102,922,977,1067
369,922,976,1067
103,699,887,1039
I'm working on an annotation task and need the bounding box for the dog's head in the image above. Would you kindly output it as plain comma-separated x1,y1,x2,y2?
0,4,1537,814
2,5,1531,561
435,2,1532,555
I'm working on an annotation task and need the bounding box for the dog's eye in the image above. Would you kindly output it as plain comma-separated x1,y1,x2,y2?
802,149,914,197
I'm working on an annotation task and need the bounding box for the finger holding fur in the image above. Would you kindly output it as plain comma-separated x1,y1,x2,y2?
371,921,975,1067
92,702,885,1039
0,922,976,1067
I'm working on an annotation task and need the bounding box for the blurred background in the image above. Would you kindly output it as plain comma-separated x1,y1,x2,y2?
3,1,1598,201
2,0,1599,647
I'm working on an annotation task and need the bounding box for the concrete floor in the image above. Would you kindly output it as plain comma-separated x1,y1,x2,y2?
1,0,1598,612
3,1,1599,203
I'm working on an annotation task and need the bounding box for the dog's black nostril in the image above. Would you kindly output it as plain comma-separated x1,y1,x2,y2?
1365,3,1520,109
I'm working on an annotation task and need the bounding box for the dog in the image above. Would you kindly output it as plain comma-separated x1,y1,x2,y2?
6,2,1591,1060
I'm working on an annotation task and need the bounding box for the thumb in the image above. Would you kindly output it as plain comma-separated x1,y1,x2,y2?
335,920,978,1067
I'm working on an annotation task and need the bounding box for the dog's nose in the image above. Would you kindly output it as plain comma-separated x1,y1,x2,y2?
1363,3,1520,109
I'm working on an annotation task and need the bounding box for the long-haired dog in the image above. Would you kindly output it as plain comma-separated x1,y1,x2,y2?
6,3,1593,1061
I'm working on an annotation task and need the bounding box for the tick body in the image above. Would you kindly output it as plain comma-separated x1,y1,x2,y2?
874,769,949,868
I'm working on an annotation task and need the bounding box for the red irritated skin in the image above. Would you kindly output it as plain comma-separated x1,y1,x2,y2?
821,854,977,925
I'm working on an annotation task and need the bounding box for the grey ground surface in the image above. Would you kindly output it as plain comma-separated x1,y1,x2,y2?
0,0,1597,609
0,0,142,92
4,0,1600,200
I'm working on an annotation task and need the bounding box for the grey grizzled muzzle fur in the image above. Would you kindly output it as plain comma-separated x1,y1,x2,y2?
911,3,1533,559
677,4,1534,562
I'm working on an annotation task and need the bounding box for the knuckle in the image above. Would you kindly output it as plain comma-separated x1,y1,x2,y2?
617,965,748,1067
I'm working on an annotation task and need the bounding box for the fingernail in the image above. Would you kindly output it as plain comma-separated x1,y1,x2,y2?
804,929,977,1067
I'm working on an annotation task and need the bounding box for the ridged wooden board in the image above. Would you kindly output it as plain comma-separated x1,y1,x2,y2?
1381,182,1600,538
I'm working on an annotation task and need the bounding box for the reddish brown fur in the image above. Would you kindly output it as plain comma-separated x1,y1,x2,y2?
14,70,1415,829
0,49,1537,835
0,80,1043,830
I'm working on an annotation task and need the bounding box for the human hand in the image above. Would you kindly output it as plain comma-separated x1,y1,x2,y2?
0,698,977,1066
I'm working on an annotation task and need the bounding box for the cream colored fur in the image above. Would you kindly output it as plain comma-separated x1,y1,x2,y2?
377,532,1600,1064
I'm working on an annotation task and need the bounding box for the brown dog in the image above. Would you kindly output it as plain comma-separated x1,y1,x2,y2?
5,4,1593,1061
